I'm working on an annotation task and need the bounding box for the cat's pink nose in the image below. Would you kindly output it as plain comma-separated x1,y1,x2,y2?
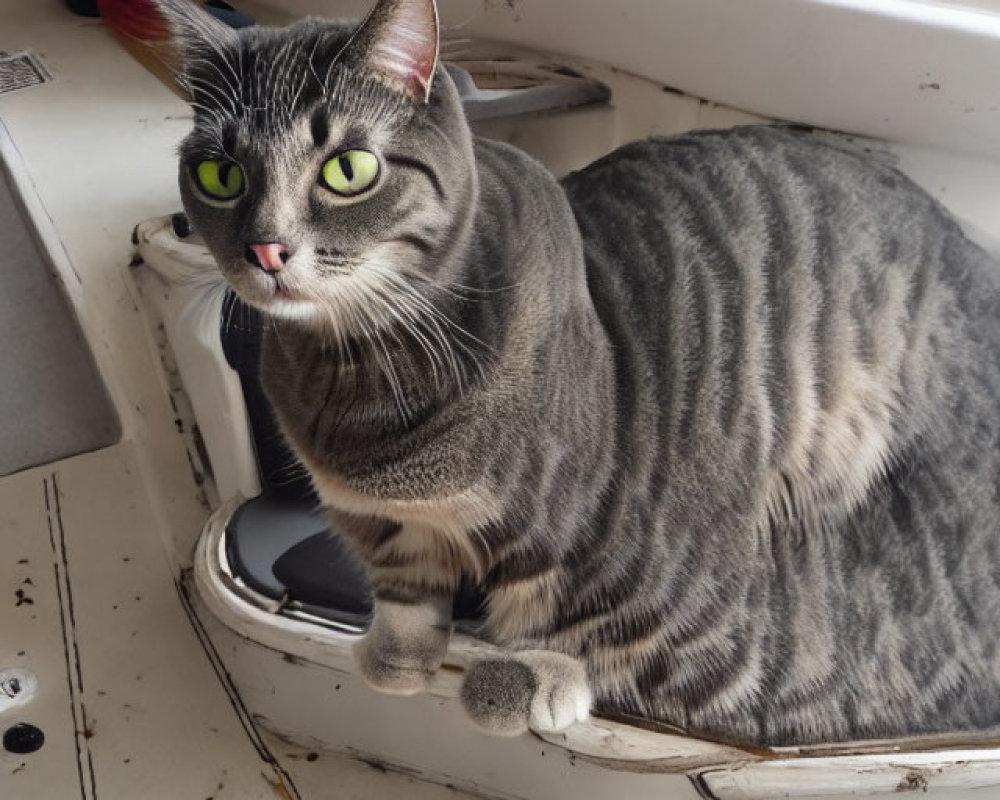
247,242,289,273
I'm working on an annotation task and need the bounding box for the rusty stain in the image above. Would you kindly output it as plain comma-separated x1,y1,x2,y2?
185,449,206,487
261,770,295,800
356,755,389,775
194,488,212,511
82,704,96,739
896,770,929,792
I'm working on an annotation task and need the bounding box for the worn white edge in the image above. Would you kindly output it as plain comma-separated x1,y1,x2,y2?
700,748,1000,799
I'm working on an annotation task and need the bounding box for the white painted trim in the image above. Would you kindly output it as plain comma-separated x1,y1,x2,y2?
810,0,1000,35
701,749,1000,798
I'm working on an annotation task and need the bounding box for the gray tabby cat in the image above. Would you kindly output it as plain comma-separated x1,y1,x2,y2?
154,0,1000,746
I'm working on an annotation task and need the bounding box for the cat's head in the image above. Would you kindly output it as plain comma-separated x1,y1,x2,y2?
153,0,475,330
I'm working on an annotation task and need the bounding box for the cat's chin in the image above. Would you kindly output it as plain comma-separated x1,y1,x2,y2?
229,278,323,325
260,296,323,325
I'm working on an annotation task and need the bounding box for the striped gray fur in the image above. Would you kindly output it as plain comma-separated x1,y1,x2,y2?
158,0,1000,746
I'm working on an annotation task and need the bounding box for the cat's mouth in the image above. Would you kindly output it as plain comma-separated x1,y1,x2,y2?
244,272,297,303
270,274,297,299
232,264,312,314
249,267,301,302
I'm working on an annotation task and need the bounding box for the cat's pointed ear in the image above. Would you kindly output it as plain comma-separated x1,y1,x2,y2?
340,0,440,103
143,0,239,54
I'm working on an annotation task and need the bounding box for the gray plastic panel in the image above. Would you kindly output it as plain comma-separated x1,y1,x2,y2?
0,158,120,476
445,62,610,122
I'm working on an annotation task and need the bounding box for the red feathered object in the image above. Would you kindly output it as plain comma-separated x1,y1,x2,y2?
97,0,195,96
97,0,172,40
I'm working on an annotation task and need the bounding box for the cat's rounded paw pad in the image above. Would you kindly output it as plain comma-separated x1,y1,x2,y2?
461,658,537,736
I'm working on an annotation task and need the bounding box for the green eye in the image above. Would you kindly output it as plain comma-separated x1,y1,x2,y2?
321,150,380,197
193,160,245,202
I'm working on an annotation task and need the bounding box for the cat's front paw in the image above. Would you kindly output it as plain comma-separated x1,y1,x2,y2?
353,601,452,695
354,634,440,695
460,650,591,736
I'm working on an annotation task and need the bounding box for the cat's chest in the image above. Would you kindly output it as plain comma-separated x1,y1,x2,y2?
303,455,498,576
260,327,500,566
306,458,491,526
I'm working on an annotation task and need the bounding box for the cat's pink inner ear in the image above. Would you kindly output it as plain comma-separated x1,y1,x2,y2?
364,0,439,102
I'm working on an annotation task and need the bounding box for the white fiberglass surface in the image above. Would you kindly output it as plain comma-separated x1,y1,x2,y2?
265,0,1000,159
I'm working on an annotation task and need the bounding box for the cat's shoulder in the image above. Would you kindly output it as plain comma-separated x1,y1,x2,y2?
474,136,568,203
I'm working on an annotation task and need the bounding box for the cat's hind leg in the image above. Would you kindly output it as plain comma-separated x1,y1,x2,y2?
460,650,591,736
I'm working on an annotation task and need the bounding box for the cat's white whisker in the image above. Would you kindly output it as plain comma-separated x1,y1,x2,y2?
367,263,474,390
341,277,413,424
371,287,445,389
